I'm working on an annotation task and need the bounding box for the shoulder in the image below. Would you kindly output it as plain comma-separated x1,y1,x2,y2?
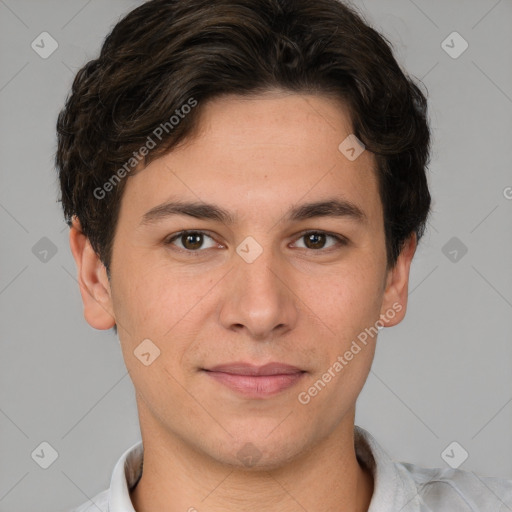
398,460,512,511
66,489,109,512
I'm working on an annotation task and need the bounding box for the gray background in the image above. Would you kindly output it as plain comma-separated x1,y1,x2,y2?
0,1,511,511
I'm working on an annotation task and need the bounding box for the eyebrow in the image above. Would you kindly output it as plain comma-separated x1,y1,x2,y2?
139,198,367,227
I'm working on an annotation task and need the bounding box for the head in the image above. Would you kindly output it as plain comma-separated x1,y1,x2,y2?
56,0,430,468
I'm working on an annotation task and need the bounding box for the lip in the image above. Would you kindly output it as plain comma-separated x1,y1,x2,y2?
203,362,306,398
206,362,304,376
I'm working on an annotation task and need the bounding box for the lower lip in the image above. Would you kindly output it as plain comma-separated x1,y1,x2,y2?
203,370,305,398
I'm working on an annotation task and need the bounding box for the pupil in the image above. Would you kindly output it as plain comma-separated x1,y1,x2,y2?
184,233,202,250
306,233,325,249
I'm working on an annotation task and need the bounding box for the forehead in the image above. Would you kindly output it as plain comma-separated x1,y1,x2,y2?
119,92,382,230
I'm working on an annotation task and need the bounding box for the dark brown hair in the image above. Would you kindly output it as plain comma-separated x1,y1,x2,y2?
56,0,431,274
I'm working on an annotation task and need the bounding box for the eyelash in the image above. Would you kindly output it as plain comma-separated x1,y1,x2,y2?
164,230,348,255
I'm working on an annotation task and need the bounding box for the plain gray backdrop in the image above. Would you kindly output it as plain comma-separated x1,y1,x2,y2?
1,1,511,511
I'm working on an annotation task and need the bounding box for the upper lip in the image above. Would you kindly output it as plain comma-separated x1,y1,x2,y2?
204,362,304,376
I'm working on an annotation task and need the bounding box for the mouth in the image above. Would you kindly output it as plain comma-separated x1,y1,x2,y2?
202,362,306,398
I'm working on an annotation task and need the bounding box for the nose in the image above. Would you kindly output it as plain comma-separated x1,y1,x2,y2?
217,241,299,340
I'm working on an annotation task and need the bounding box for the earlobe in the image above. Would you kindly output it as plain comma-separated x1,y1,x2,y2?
379,233,417,328
69,216,116,330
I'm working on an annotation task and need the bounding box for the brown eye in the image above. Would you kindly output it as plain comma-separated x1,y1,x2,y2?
293,231,348,251
181,232,203,250
303,232,327,249
166,231,217,252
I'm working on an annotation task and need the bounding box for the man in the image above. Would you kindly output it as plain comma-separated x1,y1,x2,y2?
56,0,512,510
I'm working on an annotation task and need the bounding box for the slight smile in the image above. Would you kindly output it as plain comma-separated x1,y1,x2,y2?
202,362,307,399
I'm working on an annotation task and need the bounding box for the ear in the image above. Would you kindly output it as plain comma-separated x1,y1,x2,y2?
68,216,116,330
379,233,417,327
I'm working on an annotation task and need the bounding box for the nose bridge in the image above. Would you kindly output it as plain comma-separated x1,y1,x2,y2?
239,239,280,294
236,234,284,308
218,234,298,337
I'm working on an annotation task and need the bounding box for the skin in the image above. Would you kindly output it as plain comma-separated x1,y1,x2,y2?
69,90,416,512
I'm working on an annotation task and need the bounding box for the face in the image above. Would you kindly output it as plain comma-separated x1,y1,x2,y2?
71,91,415,469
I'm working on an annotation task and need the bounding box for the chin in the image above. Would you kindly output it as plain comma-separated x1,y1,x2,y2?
204,431,306,471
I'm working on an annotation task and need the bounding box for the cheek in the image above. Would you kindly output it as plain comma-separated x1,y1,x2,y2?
315,259,385,331
111,257,215,366
297,265,383,410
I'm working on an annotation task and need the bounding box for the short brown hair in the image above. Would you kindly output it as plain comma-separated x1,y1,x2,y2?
56,0,431,274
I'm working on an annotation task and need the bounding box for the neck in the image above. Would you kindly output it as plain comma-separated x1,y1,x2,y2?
130,404,374,512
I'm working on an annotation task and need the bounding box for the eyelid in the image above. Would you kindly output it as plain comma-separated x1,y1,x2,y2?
165,230,222,251
293,228,348,242
291,230,349,250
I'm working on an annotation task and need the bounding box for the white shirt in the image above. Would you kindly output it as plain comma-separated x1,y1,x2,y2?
69,425,512,512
